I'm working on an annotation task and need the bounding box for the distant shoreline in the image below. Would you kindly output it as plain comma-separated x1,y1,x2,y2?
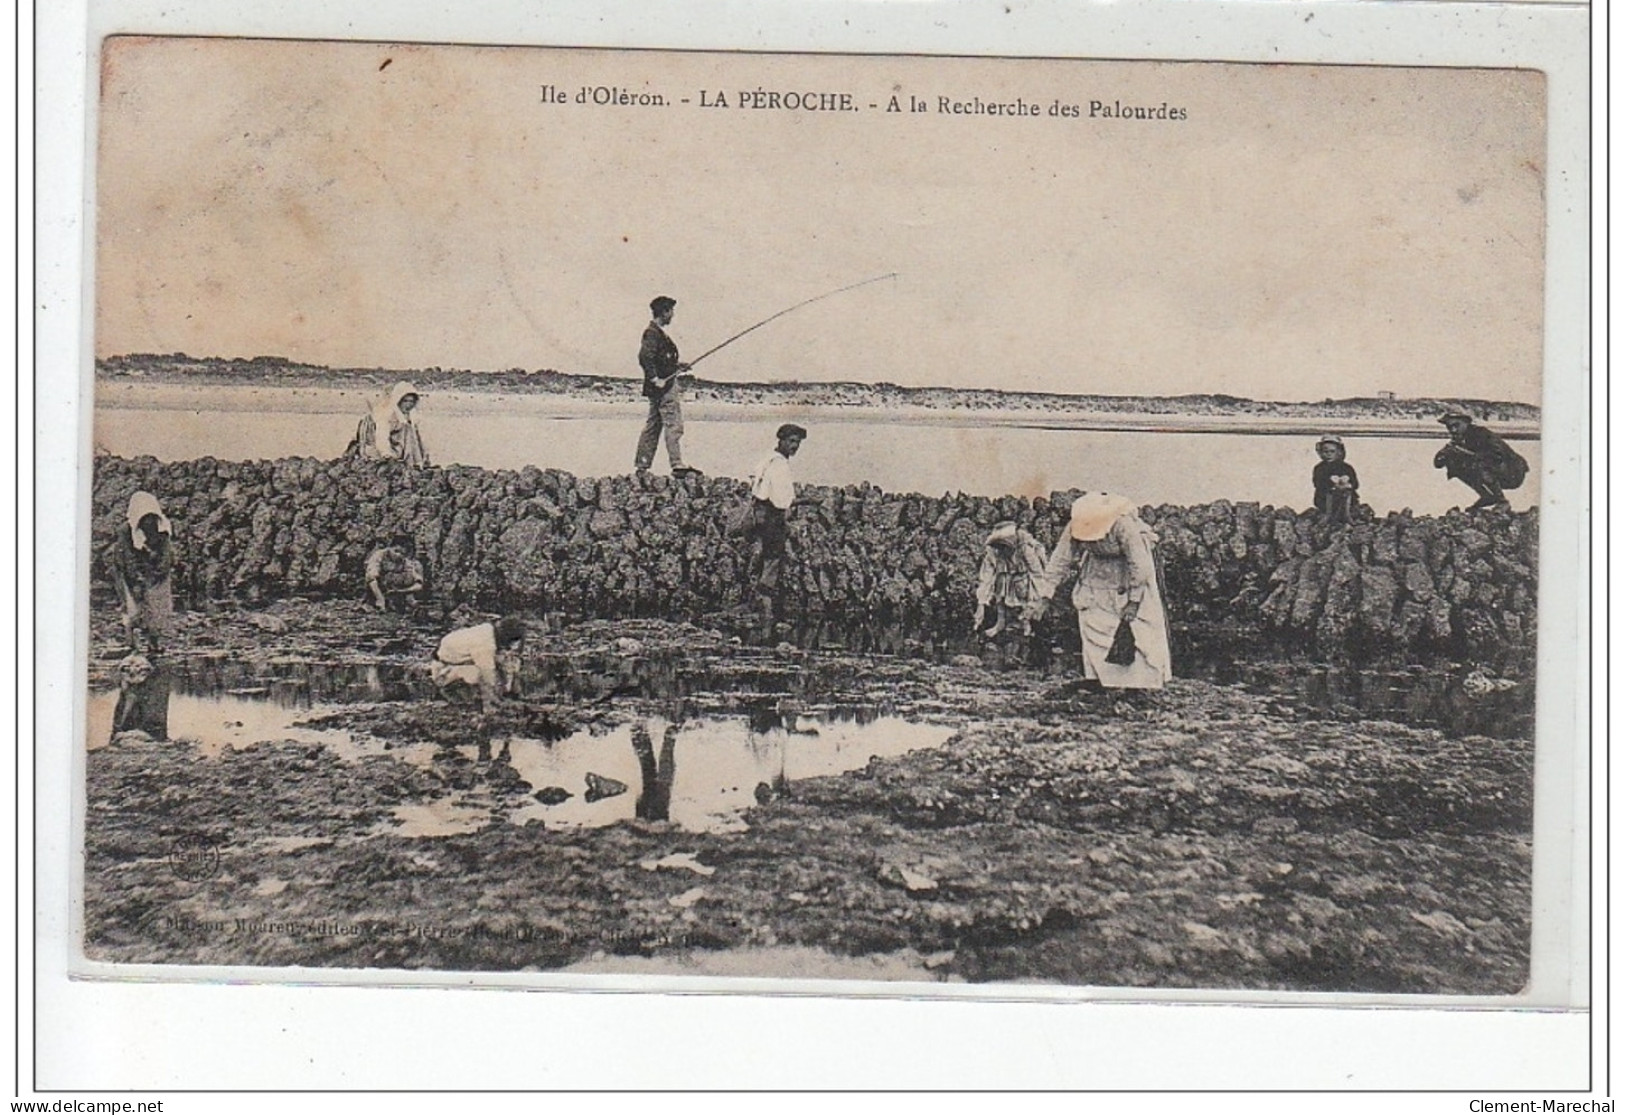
96,354,1544,434
95,381,1543,441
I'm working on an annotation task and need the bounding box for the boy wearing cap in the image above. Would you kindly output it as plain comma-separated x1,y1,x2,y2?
634,295,699,477
1433,412,1526,510
1311,435,1360,525
744,424,807,608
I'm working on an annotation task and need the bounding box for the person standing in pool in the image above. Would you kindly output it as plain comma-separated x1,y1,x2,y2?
634,295,700,478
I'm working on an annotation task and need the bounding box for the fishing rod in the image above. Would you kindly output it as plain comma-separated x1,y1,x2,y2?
684,272,898,370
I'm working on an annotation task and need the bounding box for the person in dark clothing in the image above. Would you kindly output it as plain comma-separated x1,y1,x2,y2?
105,490,177,653
630,721,677,822
634,295,699,477
1311,435,1360,525
1433,412,1527,510
111,653,171,740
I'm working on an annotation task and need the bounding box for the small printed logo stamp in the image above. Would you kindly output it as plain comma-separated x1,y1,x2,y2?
169,834,223,881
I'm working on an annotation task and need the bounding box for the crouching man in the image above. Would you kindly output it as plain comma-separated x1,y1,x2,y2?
429,615,526,711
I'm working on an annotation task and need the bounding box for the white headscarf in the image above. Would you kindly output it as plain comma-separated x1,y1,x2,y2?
371,382,420,455
125,490,171,551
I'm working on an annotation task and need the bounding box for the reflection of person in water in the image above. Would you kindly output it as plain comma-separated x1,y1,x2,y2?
631,721,677,822
112,653,170,740
746,703,821,737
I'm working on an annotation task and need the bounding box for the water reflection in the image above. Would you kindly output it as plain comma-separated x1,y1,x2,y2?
1190,658,1534,740
179,656,419,706
630,722,676,822
111,656,171,739
508,713,954,833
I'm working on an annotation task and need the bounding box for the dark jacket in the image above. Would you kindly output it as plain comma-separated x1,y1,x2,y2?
1434,423,1528,488
106,524,175,604
639,323,682,400
1312,460,1360,514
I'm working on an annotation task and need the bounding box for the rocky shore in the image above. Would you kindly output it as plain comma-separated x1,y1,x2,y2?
82,456,1538,990
82,612,1531,992
92,456,1538,671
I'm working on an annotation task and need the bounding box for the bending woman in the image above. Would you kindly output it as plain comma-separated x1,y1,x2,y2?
105,490,176,653
1026,492,1171,690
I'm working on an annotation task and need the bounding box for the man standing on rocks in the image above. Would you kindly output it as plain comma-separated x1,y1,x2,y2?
634,295,700,478
1433,411,1527,510
745,424,807,616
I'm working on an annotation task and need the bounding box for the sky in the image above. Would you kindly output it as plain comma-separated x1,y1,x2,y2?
95,39,1547,403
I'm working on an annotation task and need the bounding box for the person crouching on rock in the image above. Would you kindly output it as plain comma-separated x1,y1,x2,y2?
1433,411,1527,511
1024,493,1171,691
1311,434,1360,525
429,616,526,711
973,520,1047,638
365,535,425,613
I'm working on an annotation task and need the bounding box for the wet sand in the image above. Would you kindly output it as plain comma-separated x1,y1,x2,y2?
82,602,1531,993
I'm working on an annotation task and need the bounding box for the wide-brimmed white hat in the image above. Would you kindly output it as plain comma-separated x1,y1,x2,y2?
1069,493,1136,542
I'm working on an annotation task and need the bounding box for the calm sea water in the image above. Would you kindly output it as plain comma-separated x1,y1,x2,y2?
95,391,1540,516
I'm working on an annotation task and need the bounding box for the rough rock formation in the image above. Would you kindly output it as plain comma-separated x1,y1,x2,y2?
91,457,1537,667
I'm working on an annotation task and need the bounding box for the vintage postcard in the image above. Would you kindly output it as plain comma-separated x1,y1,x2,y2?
78,36,1562,1001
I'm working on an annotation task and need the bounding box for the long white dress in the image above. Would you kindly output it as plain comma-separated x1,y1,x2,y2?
1035,514,1172,689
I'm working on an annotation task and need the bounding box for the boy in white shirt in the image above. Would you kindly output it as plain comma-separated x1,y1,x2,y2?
745,424,807,608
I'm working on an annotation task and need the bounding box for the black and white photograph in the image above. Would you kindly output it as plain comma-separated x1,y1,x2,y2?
78,36,1560,999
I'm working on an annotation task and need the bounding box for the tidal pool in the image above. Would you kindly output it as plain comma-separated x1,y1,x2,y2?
502,713,957,833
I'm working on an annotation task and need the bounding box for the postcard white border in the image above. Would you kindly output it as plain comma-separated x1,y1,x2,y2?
31,0,1596,1094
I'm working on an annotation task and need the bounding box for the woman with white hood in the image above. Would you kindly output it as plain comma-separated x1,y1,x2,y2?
1025,492,1171,690
105,490,176,652
349,382,430,467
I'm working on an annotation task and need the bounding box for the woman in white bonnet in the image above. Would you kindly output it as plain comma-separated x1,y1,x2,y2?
1025,492,1172,690
105,489,176,652
348,381,430,468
